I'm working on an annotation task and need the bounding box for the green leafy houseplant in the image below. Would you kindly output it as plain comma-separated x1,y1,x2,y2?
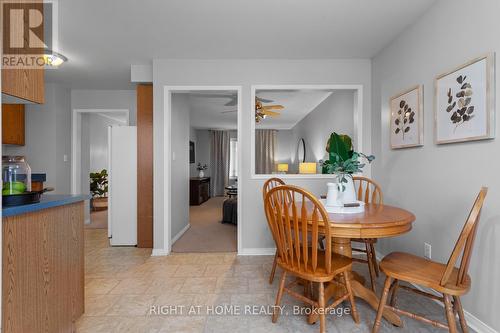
90,169,108,198
322,133,375,190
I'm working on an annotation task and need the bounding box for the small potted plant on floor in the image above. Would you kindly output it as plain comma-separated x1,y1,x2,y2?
90,169,108,210
197,163,208,178
322,133,374,204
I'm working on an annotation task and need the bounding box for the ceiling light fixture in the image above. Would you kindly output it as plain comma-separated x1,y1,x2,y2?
43,50,68,67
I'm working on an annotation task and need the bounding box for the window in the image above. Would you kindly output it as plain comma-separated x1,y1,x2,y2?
229,138,238,179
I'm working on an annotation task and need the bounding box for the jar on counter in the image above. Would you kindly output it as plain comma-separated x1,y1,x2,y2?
2,156,32,195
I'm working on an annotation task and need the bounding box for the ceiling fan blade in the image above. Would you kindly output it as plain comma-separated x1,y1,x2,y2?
262,110,281,117
256,97,274,103
261,105,284,110
220,110,237,113
224,98,237,106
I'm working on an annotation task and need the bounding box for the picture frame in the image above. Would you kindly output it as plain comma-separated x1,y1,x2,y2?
435,53,495,144
390,85,424,149
189,141,195,163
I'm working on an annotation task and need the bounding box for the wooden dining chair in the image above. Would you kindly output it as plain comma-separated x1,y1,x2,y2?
372,187,488,333
264,185,359,333
351,176,383,292
263,177,286,284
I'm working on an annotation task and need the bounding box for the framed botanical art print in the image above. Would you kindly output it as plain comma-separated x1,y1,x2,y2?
435,53,495,144
390,85,424,149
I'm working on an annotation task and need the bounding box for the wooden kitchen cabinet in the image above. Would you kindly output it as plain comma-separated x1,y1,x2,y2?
1,1,45,104
2,104,25,145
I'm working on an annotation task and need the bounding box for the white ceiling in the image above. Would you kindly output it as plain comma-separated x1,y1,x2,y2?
187,92,238,130
46,0,437,89
255,90,333,130
186,89,344,130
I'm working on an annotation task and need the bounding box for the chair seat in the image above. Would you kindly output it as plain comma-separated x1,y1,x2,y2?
380,252,471,296
277,250,352,282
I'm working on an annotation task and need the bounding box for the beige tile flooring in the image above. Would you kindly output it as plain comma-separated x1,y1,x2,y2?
78,229,473,333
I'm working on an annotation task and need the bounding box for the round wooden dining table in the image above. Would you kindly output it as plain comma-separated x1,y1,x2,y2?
307,203,415,326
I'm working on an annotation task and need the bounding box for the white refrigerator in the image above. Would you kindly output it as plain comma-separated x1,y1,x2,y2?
108,126,137,246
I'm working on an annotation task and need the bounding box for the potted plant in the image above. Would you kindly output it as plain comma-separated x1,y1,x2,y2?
322,133,374,203
90,169,108,210
196,163,208,178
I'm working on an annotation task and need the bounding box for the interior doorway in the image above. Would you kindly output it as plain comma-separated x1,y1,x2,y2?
71,109,129,230
166,88,241,253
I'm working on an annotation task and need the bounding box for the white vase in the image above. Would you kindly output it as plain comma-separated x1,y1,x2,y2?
198,170,204,178
338,176,356,204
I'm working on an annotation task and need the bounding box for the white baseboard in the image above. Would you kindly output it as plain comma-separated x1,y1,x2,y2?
238,247,276,256
151,248,170,256
374,251,497,333
171,223,190,244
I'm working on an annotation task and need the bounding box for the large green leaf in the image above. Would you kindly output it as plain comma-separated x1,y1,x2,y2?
328,132,351,161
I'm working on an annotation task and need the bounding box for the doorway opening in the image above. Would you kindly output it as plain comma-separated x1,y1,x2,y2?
167,89,240,253
71,109,130,237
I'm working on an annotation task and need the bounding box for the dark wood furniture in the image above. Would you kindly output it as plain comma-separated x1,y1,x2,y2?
2,104,25,145
1,1,45,104
2,202,84,333
190,177,211,205
351,176,383,292
137,84,153,248
373,188,487,333
264,185,359,333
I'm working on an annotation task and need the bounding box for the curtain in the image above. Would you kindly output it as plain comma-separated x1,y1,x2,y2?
210,130,230,196
255,129,276,174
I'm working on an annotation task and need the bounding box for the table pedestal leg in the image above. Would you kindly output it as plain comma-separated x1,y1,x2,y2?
308,237,402,327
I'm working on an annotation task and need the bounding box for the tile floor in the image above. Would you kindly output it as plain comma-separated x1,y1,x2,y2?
77,229,474,332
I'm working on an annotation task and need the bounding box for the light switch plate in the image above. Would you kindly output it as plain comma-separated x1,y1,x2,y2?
424,243,432,259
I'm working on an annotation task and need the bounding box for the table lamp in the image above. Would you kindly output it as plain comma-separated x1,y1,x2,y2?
299,162,317,174
277,163,289,174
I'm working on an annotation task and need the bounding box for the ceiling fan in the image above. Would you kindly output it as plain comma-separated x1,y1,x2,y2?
221,97,284,123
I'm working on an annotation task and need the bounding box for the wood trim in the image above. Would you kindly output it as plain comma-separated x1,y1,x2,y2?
137,84,154,248
2,203,84,333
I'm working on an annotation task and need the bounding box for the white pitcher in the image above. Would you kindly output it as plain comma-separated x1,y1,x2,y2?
326,182,342,207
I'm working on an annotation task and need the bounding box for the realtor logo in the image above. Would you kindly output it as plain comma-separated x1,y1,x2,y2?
1,0,56,68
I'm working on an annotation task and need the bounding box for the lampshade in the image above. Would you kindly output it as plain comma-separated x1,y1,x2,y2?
299,162,317,174
277,163,289,173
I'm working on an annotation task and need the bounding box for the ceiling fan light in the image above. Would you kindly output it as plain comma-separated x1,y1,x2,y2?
43,50,68,67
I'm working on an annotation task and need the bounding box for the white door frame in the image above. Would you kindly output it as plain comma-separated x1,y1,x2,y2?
162,86,243,255
71,108,130,196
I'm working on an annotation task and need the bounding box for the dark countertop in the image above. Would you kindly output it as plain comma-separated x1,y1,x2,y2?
2,194,90,218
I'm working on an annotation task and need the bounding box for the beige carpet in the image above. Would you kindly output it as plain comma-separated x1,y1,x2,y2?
172,197,237,253
85,210,108,229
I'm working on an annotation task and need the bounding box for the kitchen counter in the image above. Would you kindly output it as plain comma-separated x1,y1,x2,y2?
2,194,87,332
2,194,90,217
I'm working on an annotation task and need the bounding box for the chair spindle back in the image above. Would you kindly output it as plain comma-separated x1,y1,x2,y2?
440,187,488,287
265,185,332,274
353,176,383,204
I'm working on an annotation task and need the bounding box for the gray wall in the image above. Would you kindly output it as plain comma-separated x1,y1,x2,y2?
71,89,137,125
152,59,372,252
3,83,72,194
371,0,500,330
171,94,191,238
89,114,125,172
288,90,355,173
